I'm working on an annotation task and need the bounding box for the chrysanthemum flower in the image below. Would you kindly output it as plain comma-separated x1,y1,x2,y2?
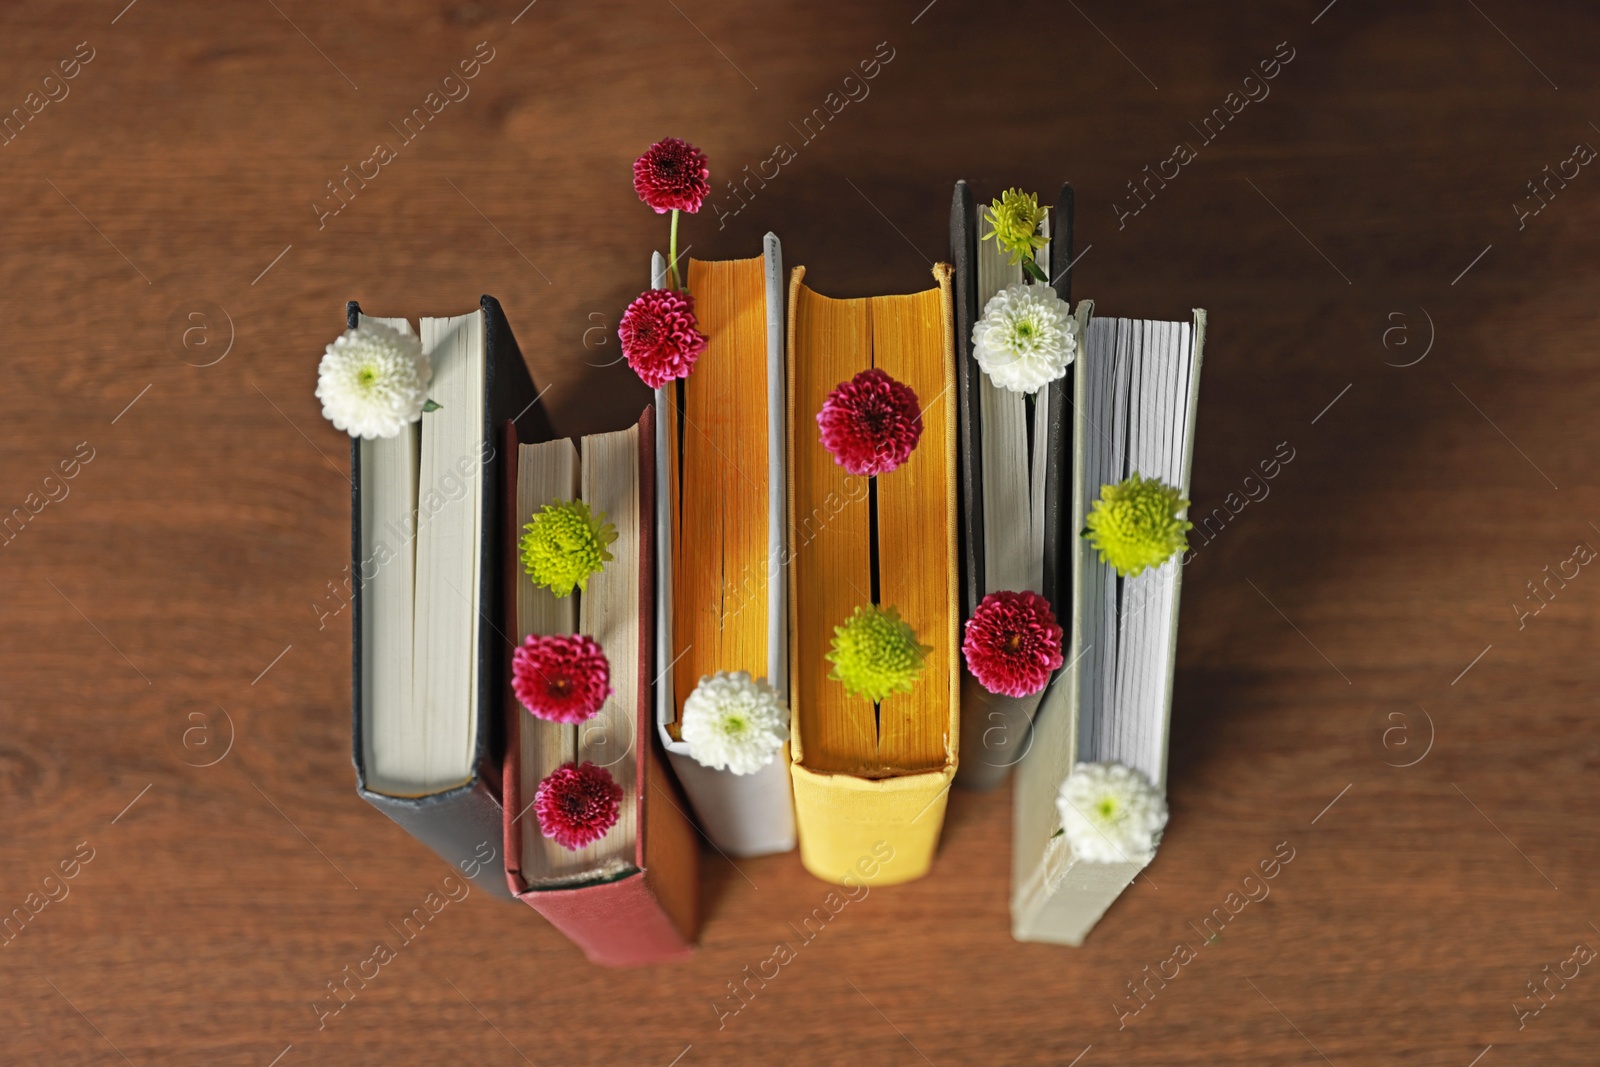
520,499,617,597
618,288,708,388
681,671,789,775
632,137,711,214
972,282,1076,394
962,590,1065,697
511,634,612,724
534,761,623,851
1083,472,1192,577
315,322,433,439
816,368,923,476
826,605,931,703
983,188,1050,269
1056,762,1167,864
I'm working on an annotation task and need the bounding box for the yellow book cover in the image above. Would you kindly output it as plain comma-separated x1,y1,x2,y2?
785,262,959,886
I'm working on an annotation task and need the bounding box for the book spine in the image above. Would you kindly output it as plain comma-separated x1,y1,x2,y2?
357,784,513,899
955,677,1045,792
518,874,695,966
1012,843,1148,946
791,765,954,886
665,750,795,856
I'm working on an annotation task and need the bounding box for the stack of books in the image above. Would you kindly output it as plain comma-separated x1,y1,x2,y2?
343,180,1205,963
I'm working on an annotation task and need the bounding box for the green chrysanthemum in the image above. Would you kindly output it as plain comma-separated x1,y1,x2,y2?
825,604,932,703
983,188,1050,271
1083,472,1192,578
520,499,617,597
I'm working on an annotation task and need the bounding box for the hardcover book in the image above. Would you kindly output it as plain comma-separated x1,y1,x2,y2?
348,296,542,901
501,407,700,965
651,237,798,858
784,263,960,886
950,181,1076,790
1012,302,1207,945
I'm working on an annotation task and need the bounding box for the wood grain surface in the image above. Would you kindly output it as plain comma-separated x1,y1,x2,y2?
3,1,1599,1063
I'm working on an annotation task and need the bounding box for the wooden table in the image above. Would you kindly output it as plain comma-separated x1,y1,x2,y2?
5,1,1597,1062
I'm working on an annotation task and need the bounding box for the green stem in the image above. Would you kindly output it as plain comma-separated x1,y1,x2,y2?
668,209,681,291
1023,257,1049,285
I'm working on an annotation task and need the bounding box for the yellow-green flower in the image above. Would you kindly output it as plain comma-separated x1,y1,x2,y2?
983,188,1049,273
520,499,616,597
1083,473,1192,577
826,604,931,703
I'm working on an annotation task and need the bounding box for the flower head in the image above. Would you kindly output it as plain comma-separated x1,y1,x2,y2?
983,188,1049,268
618,288,708,388
520,499,617,597
681,671,789,774
972,282,1076,394
511,634,612,724
1056,762,1167,864
534,761,623,851
826,605,931,703
632,137,711,214
315,322,433,439
816,368,924,476
1083,472,1192,577
962,590,1065,697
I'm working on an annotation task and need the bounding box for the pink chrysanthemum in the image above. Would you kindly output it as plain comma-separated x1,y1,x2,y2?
533,761,623,851
618,289,708,388
511,634,612,724
632,137,711,214
962,590,1065,697
816,368,923,476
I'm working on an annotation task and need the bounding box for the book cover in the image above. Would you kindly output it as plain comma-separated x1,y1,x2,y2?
784,263,960,887
348,295,543,901
651,237,798,858
501,407,700,965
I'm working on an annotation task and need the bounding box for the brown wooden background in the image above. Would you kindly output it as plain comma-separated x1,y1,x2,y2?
4,0,1598,1063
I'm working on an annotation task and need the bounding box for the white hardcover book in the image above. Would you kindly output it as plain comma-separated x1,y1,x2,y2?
1012,302,1206,945
651,237,797,857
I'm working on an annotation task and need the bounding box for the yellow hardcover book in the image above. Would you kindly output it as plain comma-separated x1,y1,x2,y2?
785,262,958,886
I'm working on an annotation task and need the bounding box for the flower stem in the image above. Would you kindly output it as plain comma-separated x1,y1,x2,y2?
1023,258,1049,285
668,209,681,291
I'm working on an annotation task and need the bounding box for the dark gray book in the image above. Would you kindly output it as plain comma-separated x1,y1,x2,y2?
348,295,546,899
952,182,1076,790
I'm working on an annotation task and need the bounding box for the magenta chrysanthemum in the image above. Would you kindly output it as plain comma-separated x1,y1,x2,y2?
511,634,612,724
962,590,1065,697
533,761,622,851
618,288,708,388
632,137,711,214
816,368,923,476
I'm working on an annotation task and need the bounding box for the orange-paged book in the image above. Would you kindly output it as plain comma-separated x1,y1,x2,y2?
784,262,959,886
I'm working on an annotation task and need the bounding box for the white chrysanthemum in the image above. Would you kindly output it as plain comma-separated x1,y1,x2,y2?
681,671,789,775
315,322,432,439
1056,761,1168,864
971,281,1076,394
